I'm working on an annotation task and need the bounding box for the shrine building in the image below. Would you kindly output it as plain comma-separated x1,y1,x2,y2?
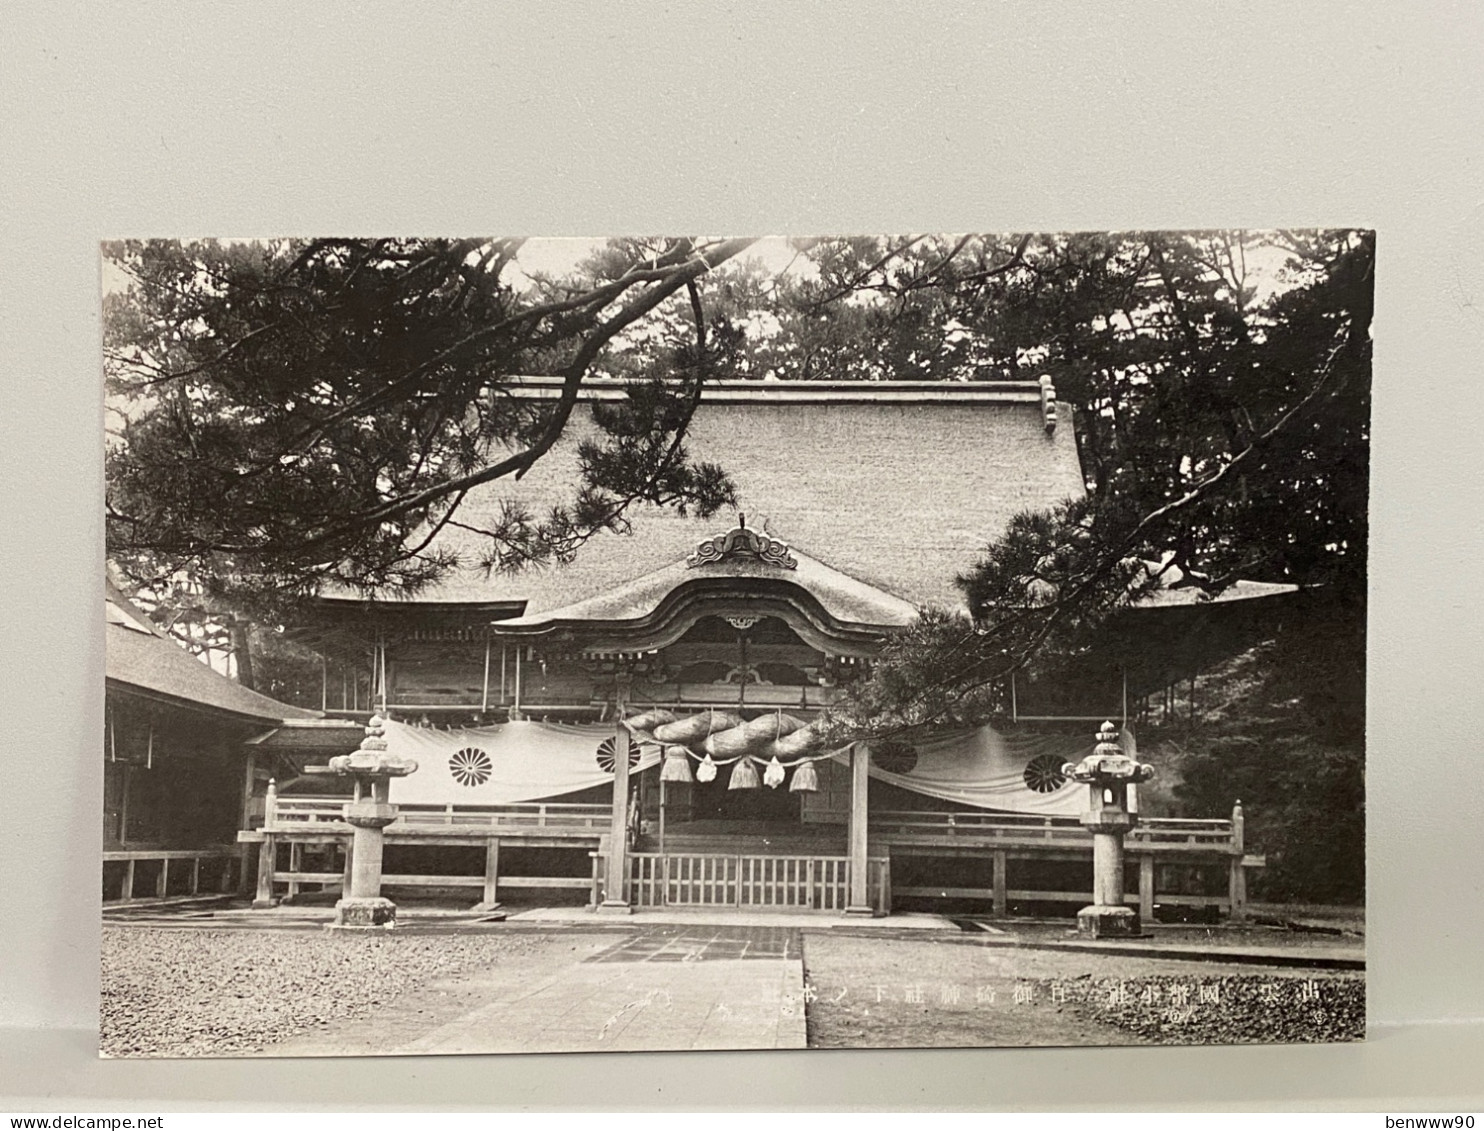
193,379,1283,919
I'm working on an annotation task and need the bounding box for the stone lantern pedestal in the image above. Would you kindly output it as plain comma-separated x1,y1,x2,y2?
1062,722,1155,939
306,715,417,931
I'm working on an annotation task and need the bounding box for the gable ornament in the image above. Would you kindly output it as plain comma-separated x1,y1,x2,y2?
686,513,797,570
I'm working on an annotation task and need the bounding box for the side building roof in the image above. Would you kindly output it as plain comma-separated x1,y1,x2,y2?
352,379,1085,616
106,583,321,724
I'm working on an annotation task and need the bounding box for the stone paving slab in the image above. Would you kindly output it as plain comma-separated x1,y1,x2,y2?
504,905,956,930
257,926,808,1056
587,924,801,962
394,956,807,1053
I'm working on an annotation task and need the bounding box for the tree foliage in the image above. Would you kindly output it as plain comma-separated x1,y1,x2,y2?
819,230,1372,743
106,237,753,613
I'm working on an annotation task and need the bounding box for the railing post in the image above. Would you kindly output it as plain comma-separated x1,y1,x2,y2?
121,859,135,902
156,858,169,900
1228,856,1248,922
237,843,254,897
190,856,201,896
286,842,302,901
252,834,277,909
1139,854,1155,924
475,838,500,912
1228,799,1248,923
992,850,1008,916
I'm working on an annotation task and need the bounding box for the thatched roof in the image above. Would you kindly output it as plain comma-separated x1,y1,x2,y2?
367,379,1086,616
106,584,320,723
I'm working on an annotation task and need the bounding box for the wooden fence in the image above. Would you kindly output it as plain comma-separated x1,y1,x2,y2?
624,851,890,914
103,847,240,903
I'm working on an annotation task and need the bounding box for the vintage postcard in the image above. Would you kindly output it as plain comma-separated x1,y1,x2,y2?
100,233,1368,1055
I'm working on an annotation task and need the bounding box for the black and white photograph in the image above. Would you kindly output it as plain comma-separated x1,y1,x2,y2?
98,231,1370,1057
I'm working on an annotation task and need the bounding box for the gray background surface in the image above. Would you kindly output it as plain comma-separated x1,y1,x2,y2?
2,0,1482,1110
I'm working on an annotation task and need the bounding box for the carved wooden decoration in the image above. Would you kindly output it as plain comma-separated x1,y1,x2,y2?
1039,374,1058,433
686,514,798,570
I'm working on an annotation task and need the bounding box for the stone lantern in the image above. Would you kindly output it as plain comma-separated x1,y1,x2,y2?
308,714,417,930
1062,721,1155,939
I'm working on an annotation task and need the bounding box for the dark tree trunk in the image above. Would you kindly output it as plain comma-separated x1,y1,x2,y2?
229,620,256,690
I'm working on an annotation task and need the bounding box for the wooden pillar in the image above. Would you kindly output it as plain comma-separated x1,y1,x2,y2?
598,716,632,913
252,835,277,908
992,850,1008,916
120,859,135,902
481,635,492,714
118,765,132,843
241,752,256,830
190,855,202,896
475,838,501,911
658,777,667,858
845,742,873,916
1139,854,1155,924
156,858,169,899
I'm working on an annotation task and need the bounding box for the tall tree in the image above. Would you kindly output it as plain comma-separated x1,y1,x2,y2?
821,230,1373,741
106,237,755,613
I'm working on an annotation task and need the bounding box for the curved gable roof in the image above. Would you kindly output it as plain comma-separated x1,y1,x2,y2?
498,544,920,631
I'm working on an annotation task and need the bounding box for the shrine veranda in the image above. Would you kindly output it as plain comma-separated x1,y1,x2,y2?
107,381,1291,924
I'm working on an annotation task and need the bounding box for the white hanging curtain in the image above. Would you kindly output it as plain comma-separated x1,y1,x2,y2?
385,718,660,806
854,724,1136,817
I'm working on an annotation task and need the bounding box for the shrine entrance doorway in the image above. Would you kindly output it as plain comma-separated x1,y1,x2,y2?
686,768,803,824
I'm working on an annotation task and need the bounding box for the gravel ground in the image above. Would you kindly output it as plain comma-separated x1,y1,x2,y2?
994,921,1365,953
100,926,548,1058
102,922,1365,1057
802,934,1364,1049
1076,973,1365,1044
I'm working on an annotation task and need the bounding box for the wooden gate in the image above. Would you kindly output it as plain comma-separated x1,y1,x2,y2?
626,852,890,914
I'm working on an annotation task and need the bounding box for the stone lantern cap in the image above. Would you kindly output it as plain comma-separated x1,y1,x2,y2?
323,714,418,778
1061,721,1154,785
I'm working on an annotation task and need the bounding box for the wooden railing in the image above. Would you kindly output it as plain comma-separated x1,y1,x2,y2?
264,795,611,832
265,797,1237,852
626,851,890,914
104,847,239,903
868,810,1241,852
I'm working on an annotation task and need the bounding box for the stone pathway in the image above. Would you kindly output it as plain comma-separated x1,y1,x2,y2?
262,925,807,1056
